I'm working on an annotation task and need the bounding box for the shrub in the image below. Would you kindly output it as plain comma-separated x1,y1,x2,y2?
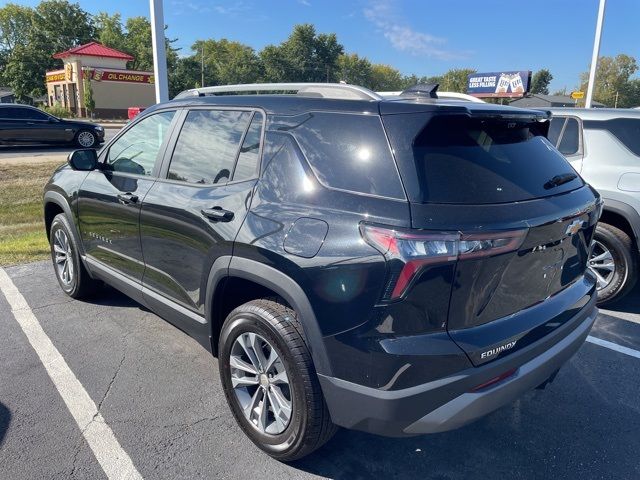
43,104,75,119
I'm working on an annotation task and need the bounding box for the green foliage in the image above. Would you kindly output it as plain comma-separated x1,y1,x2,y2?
260,24,344,83
580,54,639,107
83,76,95,114
193,38,262,87
44,103,74,118
531,69,553,95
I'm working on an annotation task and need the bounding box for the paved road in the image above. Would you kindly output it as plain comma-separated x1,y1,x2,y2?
0,261,639,479
0,128,119,164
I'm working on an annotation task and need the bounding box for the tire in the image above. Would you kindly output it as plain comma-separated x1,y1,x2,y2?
590,223,638,305
49,213,101,299
75,130,97,148
218,299,337,461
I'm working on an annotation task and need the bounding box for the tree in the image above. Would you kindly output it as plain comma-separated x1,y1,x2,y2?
580,54,639,107
0,1,94,100
336,53,372,86
369,64,404,91
260,24,344,83
169,56,200,98
531,69,553,94
438,68,476,93
193,38,262,87
83,75,94,116
95,12,126,53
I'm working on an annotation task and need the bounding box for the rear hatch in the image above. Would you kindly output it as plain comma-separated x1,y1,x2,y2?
381,107,601,365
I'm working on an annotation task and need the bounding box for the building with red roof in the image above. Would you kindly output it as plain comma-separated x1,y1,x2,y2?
46,42,155,119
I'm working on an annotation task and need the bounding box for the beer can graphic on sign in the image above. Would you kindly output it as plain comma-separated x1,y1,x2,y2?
509,73,524,93
495,74,510,93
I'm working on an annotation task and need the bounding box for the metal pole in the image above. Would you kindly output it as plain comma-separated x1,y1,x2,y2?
585,0,606,108
150,0,169,103
201,45,204,88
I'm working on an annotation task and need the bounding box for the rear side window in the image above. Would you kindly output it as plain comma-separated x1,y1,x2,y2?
286,112,405,199
558,118,580,155
584,118,640,156
385,114,583,204
233,112,263,181
547,118,565,146
2,107,48,120
168,109,252,184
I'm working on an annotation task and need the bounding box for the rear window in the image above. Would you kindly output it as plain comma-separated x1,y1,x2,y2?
584,118,640,156
385,114,583,204
282,112,405,200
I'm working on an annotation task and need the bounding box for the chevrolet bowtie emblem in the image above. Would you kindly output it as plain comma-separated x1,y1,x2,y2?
565,220,584,236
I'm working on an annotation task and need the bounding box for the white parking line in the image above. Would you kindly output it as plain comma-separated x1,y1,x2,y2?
0,268,142,480
599,309,640,326
586,335,640,359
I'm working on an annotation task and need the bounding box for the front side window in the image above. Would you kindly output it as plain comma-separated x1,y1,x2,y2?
168,109,251,185
106,110,176,176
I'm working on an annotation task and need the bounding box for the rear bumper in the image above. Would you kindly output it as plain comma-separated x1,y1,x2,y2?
318,294,597,437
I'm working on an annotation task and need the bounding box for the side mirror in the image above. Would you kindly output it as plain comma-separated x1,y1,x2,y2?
68,149,98,171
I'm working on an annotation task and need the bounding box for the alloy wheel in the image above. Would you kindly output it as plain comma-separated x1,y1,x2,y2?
589,239,615,290
229,332,292,435
53,229,74,286
77,131,95,147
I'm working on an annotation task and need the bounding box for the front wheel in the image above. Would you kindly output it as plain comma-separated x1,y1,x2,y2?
50,214,100,298
218,299,336,461
589,223,638,305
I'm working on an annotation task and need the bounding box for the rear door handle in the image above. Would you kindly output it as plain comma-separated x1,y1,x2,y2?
117,192,138,205
201,207,234,222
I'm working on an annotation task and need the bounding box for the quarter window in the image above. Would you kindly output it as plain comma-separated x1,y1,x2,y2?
168,109,252,185
584,118,640,157
106,111,176,176
547,118,565,146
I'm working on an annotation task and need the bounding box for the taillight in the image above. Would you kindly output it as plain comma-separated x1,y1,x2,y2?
360,224,527,301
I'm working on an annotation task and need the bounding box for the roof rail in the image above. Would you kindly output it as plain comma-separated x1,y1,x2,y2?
174,83,382,101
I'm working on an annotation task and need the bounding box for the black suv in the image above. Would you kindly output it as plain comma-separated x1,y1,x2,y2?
0,104,104,147
44,83,601,461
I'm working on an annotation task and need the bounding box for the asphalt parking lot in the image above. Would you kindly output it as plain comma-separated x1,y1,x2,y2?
0,260,639,480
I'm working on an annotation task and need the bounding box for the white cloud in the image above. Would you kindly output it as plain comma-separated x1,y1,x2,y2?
298,0,312,6
364,1,466,60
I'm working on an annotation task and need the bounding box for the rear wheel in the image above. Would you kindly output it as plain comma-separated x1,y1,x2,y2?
75,130,97,148
218,299,336,461
589,223,638,305
49,214,100,298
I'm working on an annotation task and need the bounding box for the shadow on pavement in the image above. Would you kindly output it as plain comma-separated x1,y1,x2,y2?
0,403,10,448
602,282,640,315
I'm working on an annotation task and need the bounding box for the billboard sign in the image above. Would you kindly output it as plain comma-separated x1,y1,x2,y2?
467,71,531,98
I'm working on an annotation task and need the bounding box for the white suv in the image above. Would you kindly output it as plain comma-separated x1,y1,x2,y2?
547,108,640,304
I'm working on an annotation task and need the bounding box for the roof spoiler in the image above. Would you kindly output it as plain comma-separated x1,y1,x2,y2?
400,83,439,99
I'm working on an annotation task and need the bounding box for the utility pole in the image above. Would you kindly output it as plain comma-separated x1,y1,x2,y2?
585,0,606,108
150,0,169,103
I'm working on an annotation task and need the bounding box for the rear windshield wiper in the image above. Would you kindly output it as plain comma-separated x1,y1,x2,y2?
544,173,577,190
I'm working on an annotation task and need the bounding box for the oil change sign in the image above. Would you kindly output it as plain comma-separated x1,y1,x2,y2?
467,71,531,98
84,69,155,85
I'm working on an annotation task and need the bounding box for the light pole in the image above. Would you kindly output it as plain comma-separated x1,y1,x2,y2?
585,0,606,108
150,0,169,103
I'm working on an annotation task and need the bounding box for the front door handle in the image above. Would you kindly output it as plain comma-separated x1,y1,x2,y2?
201,207,234,222
117,192,138,205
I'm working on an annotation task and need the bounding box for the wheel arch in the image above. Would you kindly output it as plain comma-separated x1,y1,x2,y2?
205,256,332,376
599,199,640,252
43,191,85,255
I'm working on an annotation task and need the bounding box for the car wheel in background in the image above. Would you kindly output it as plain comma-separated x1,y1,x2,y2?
49,213,101,298
75,130,97,148
218,299,336,461
589,223,638,305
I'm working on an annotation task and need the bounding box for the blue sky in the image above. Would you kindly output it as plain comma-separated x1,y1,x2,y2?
22,0,640,91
